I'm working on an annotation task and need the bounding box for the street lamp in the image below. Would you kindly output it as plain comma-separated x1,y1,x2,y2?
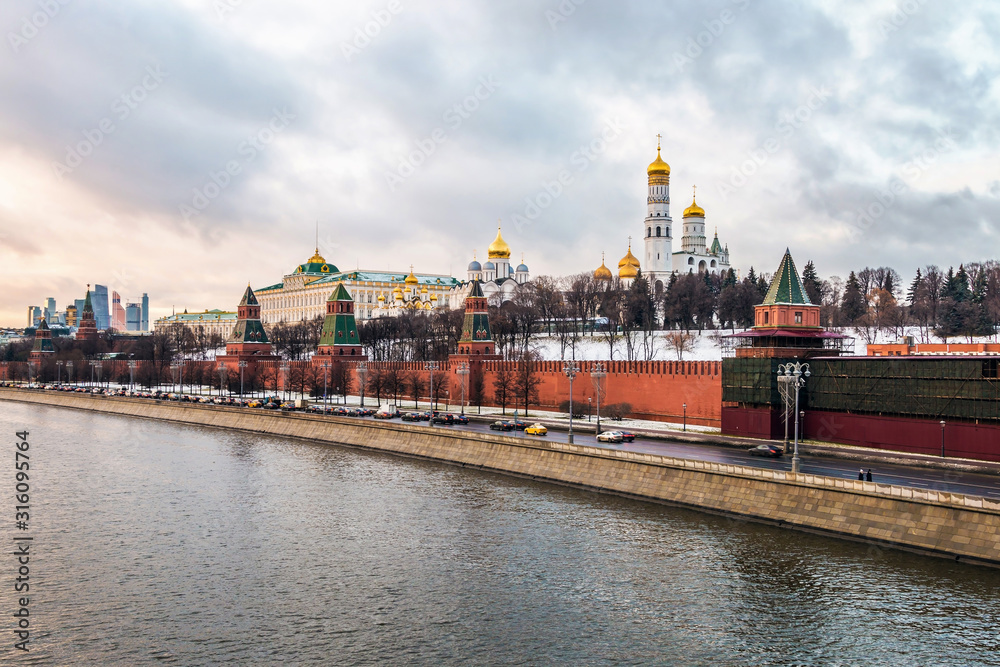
357,362,368,409
239,360,247,399
127,360,137,393
563,361,579,444
776,361,811,474
425,361,438,412
940,420,946,458
178,360,186,395
280,362,290,402
56,360,64,384
218,363,227,397
591,362,606,435
588,397,592,422
66,360,73,386
456,362,470,415
683,403,687,432
322,359,330,413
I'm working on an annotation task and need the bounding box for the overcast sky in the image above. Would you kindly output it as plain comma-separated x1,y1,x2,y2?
1,0,997,326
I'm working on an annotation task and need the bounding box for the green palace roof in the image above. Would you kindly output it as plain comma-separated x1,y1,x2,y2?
762,248,811,305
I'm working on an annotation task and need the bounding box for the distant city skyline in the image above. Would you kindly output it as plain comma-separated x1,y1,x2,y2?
2,1,998,327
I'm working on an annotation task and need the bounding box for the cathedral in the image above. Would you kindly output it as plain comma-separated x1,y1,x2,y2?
449,224,531,308
598,139,731,288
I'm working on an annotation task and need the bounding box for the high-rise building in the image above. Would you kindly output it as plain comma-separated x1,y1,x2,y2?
27,306,40,328
125,303,142,331
111,291,126,331
74,299,86,323
91,285,110,330
66,305,78,327
141,293,149,331
44,297,56,322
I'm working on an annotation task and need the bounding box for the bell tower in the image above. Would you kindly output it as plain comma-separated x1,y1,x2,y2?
643,135,673,288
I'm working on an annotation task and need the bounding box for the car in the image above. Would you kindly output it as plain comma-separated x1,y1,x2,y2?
432,413,455,425
490,420,516,431
331,406,351,416
355,407,375,417
618,430,637,443
453,414,469,425
749,444,784,458
524,423,547,436
401,412,422,422
511,419,527,430
596,431,624,443
374,409,400,420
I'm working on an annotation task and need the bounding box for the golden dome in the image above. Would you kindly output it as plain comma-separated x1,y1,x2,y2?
307,247,326,264
684,186,705,217
377,293,385,302
618,243,640,270
393,286,403,300
487,224,511,259
404,267,419,285
430,293,438,301
594,252,613,281
421,286,428,294
647,146,670,177
619,263,638,280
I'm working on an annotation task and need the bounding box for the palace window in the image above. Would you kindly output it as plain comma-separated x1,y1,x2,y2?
794,312,802,324
764,312,770,324
656,227,661,237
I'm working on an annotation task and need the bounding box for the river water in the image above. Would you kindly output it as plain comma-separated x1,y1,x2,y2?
2,401,999,665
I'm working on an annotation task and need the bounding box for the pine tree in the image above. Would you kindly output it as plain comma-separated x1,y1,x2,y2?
907,268,923,306
841,271,867,324
801,260,823,305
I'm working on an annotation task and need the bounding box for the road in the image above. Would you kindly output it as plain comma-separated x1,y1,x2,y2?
373,413,1000,500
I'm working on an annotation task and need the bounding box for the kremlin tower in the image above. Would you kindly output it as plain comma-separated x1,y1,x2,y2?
314,282,365,359
217,285,278,363
76,286,99,342
642,136,673,288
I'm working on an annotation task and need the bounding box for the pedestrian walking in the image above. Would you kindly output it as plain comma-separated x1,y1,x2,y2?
858,468,864,480
866,469,873,482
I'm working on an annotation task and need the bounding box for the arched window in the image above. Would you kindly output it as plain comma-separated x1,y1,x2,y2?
688,257,694,265
656,227,661,237
647,227,651,238
711,260,716,268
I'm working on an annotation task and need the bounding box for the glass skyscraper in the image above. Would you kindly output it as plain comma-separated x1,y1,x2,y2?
92,284,110,330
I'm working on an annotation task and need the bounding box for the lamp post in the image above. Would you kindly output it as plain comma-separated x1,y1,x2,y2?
66,361,73,386
563,361,579,444
591,362,606,435
425,361,438,412
56,360,63,385
91,362,96,388
588,397,592,422
127,360,137,393
357,362,368,409
178,360,185,396
322,359,330,413
683,403,687,432
239,360,247,399
940,420,946,458
218,364,227,397
456,362,470,415
280,362,290,402
776,361,811,474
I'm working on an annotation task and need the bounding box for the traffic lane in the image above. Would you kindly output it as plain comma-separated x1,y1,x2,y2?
374,416,1000,499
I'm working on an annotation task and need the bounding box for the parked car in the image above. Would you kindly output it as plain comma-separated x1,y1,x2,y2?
597,431,624,443
331,406,351,416
401,412,422,422
355,407,376,417
490,420,516,431
749,444,784,458
453,414,470,425
524,423,548,436
432,413,455,425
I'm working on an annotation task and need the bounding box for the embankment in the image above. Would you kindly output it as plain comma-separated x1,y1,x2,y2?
4,388,998,567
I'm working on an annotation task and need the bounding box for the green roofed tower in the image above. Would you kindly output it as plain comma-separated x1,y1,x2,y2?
29,318,55,361
218,285,278,363
457,281,496,356
315,282,364,358
762,248,811,306
76,285,99,342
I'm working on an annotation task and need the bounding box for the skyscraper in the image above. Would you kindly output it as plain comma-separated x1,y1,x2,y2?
44,297,56,321
141,293,149,331
111,291,126,331
125,303,142,331
27,306,40,327
91,285,110,330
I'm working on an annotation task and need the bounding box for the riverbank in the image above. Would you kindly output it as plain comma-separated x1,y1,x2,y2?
3,387,998,567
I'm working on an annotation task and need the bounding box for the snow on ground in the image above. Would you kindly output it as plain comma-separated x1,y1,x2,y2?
530,330,726,362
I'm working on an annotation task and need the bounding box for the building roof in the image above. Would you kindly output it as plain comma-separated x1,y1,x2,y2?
762,249,811,305
239,285,259,307
158,310,237,322
327,282,353,302
468,280,485,298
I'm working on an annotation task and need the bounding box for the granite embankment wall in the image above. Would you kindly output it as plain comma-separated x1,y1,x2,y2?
4,388,998,566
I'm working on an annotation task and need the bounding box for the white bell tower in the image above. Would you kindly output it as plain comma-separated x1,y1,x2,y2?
643,134,673,289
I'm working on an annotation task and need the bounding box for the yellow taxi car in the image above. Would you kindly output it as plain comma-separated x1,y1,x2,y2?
524,423,548,436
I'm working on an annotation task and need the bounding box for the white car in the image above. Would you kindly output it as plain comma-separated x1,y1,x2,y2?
596,431,624,443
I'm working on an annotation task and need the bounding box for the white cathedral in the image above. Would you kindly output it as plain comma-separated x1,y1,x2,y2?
596,139,731,289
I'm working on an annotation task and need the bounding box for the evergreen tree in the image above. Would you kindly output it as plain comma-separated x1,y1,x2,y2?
801,260,823,305
841,271,867,324
907,268,923,306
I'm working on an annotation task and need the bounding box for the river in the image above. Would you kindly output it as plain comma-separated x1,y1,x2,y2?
2,401,998,665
